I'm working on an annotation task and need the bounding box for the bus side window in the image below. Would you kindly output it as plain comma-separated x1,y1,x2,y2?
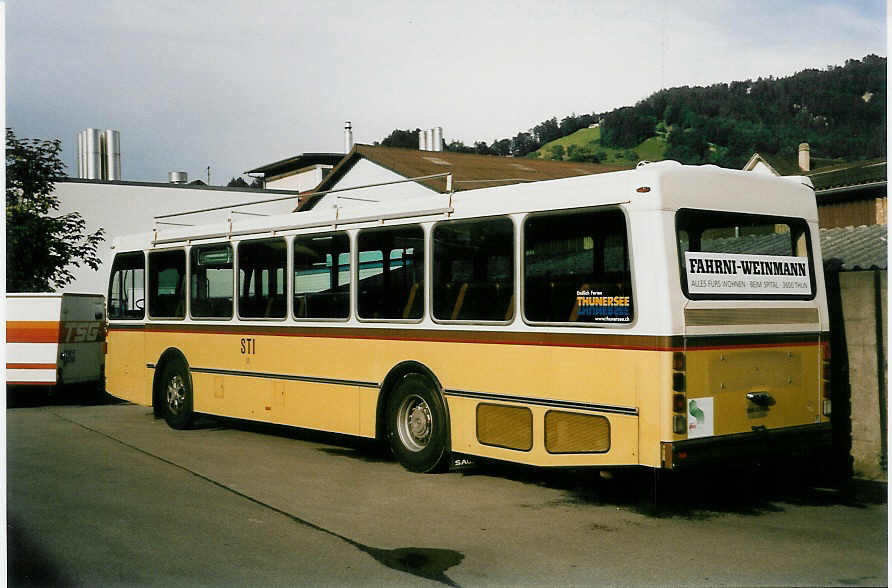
357,225,424,320
190,244,233,319
523,208,633,325
238,238,287,319
148,250,186,319
108,252,145,320
293,232,350,319
432,216,514,322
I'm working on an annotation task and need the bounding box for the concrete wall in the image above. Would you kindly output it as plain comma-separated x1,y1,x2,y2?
840,270,887,480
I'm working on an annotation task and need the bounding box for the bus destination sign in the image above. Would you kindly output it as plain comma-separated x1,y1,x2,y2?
685,252,811,296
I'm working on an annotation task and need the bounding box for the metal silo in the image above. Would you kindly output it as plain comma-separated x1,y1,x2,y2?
424,129,433,152
104,129,121,180
84,128,103,180
76,131,85,178
432,127,443,152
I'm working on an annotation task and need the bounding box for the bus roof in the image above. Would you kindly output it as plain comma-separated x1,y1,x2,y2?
111,162,817,251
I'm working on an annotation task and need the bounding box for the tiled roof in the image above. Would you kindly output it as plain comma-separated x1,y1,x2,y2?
807,158,887,192
298,145,631,210
748,152,886,193
819,224,887,270
698,224,887,270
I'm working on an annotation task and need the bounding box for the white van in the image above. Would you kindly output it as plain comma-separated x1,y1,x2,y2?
6,293,106,390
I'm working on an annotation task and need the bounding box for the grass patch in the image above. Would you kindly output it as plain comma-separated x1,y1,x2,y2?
534,127,666,164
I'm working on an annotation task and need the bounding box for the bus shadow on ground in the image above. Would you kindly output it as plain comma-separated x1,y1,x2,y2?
185,417,886,519
6,385,123,409
459,459,886,519
206,416,393,462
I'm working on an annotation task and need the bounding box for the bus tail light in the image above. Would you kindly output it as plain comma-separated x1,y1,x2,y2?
673,414,687,435
672,351,687,434
822,341,832,416
673,394,686,413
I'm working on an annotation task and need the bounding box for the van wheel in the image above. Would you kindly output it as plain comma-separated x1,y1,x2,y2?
161,359,194,430
387,373,450,473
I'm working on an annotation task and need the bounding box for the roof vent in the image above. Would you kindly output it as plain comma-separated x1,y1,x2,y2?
169,171,188,184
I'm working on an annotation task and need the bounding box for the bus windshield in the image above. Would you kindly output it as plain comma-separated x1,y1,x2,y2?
676,208,815,300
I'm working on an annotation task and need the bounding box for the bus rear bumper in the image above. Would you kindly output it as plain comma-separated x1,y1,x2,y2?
661,422,833,470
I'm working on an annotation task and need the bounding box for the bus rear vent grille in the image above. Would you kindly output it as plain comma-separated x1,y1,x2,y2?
476,404,532,451
684,308,819,327
545,411,610,454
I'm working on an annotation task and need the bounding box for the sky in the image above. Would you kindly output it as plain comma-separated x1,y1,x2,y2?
5,0,887,185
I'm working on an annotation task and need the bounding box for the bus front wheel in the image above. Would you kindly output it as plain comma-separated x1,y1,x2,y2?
387,373,450,473
161,359,194,430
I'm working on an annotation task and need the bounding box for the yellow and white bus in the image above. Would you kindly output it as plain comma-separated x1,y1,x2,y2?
106,161,832,473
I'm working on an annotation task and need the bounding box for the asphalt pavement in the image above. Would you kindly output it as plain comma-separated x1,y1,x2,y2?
6,400,888,587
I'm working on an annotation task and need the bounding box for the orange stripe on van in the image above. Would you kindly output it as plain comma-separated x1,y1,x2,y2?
6,321,61,343
6,363,57,370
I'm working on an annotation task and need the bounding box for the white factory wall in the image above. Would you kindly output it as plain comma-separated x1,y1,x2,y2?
266,165,332,192
51,181,300,295
312,159,434,210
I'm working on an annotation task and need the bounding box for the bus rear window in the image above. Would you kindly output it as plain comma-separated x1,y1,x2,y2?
676,209,814,299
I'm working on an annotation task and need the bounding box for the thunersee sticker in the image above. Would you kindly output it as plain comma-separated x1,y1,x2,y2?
684,252,811,296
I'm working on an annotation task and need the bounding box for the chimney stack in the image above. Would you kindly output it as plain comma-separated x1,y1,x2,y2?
798,143,810,172
344,121,354,153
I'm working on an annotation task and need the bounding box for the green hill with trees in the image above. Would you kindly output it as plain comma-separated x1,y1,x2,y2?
379,54,885,167
531,126,666,164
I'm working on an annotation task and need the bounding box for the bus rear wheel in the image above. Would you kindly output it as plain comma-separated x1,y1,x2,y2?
161,359,194,430
387,373,450,473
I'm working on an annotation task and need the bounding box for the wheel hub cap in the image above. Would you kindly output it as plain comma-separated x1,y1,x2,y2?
166,374,185,415
397,395,432,452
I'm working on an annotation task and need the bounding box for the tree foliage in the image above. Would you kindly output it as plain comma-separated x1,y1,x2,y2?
6,129,105,292
601,54,886,166
226,176,263,188
379,128,422,149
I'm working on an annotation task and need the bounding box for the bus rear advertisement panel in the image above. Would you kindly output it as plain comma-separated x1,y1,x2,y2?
105,162,831,473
